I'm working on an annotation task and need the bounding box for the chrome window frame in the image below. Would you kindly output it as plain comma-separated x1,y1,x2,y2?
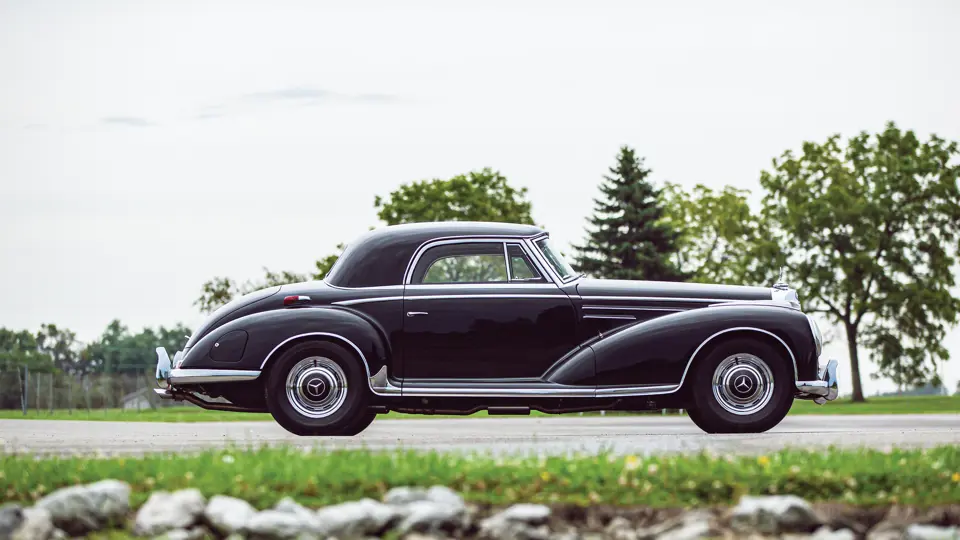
403,235,557,286
525,233,581,284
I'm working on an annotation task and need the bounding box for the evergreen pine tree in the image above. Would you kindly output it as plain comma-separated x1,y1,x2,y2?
573,146,686,281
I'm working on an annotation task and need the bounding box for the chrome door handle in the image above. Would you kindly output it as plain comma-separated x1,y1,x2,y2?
406,311,429,317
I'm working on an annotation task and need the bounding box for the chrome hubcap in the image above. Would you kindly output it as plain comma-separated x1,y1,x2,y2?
712,353,774,415
285,356,348,418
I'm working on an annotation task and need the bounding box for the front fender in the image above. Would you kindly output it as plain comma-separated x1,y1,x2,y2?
587,304,818,387
178,307,390,379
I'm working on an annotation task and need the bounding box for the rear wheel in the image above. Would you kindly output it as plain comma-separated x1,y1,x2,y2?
685,338,793,434
265,341,369,436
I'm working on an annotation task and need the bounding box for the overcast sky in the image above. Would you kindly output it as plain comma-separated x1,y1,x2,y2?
1,0,958,396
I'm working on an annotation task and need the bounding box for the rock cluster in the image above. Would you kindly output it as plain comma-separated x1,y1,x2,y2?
1,480,958,539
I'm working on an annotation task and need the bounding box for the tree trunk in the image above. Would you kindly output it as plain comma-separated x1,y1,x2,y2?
844,322,866,402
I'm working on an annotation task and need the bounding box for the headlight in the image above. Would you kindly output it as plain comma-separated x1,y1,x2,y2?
806,314,823,357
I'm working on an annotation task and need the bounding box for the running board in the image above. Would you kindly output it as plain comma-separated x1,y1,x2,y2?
368,366,679,398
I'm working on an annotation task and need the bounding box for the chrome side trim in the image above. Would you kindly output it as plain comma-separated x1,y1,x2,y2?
596,384,680,397
332,296,404,306
324,282,405,292
682,326,798,382
405,294,565,301
582,305,686,312
583,314,636,320
259,332,387,395
404,283,559,290
582,295,739,304
168,368,261,384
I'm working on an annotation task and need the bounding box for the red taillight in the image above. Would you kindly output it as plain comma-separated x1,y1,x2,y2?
283,295,311,306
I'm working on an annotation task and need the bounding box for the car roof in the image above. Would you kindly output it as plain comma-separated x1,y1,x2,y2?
324,221,546,288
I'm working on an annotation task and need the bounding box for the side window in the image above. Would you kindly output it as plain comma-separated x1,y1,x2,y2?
506,244,544,282
413,243,508,284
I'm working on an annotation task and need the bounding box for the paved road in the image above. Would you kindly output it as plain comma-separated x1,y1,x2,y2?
1,415,958,457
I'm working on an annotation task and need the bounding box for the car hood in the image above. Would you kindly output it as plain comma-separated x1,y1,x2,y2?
575,278,771,302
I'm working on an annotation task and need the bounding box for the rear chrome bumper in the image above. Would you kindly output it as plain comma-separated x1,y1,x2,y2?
155,347,260,391
795,358,839,404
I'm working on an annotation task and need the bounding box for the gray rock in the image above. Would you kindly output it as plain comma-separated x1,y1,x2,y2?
35,479,131,536
905,524,960,540
480,504,553,540
656,520,712,540
384,485,465,509
729,495,822,535
604,517,637,540
316,498,401,538
205,495,257,535
243,510,318,540
395,500,467,535
154,527,208,540
384,486,427,506
490,504,551,525
635,511,716,540
424,486,465,509
0,504,25,539
11,507,54,540
134,489,206,537
806,526,857,540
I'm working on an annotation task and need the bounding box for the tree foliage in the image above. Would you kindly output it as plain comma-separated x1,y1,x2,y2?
0,328,53,372
660,183,766,285
83,320,193,373
36,324,87,375
759,122,960,401
374,168,534,225
573,146,685,281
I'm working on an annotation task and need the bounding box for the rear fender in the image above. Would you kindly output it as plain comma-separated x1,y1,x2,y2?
178,307,390,382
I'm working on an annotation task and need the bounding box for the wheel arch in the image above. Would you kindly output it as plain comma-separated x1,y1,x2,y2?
260,332,375,380
678,327,797,395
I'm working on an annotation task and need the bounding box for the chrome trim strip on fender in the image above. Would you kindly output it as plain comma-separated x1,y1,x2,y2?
405,294,566,301
168,368,261,384
581,295,740,304
582,305,686,312
332,296,404,306
583,314,636,320
681,326,798,382
259,332,388,396
404,283,559,290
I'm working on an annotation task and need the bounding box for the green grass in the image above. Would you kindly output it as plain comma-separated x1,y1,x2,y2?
2,446,959,509
1,394,957,422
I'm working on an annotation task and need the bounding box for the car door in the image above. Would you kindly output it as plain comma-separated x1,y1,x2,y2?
401,240,578,380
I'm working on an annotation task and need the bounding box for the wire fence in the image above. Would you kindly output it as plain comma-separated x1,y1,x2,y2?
0,365,189,414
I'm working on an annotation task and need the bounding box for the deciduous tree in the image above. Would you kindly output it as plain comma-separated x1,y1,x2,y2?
374,168,534,225
759,122,960,401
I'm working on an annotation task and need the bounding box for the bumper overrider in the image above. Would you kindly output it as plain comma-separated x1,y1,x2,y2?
795,359,839,404
153,347,262,412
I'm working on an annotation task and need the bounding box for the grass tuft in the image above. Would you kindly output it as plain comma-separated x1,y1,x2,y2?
2,445,959,509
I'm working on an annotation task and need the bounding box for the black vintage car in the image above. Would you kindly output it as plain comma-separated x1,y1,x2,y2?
156,222,838,435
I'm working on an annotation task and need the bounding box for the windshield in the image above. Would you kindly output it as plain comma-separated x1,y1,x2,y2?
535,237,578,281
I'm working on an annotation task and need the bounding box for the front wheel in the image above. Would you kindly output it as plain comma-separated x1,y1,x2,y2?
264,340,370,436
685,338,793,434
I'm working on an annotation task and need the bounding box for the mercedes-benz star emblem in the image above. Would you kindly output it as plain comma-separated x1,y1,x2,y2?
306,378,326,397
734,375,753,393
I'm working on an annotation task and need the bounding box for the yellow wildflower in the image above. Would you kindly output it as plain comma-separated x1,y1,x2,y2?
624,455,640,471
951,472,960,483
757,455,770,466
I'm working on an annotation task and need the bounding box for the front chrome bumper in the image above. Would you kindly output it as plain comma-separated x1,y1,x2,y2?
155,347,260,394
795,358,839,404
